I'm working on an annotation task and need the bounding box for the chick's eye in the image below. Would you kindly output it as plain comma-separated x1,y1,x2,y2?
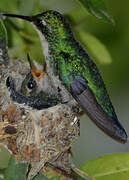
27,80,36,89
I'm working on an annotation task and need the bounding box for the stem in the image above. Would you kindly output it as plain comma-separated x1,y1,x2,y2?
72,166,96,180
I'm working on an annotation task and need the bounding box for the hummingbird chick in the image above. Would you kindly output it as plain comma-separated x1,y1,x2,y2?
6,54,61,110
2,10,127,143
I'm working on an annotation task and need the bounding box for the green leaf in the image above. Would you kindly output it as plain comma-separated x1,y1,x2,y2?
0,18,8,60
0,169,5,174
0,145,10,169
0,19,7,42
77,0,114,23
77,31,112,65
4,155,27,180
80,153,129,180
33,174,49,180
4,155,49,180
0,168,5,179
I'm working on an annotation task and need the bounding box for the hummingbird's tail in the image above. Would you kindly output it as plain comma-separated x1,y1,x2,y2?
70,77,127,144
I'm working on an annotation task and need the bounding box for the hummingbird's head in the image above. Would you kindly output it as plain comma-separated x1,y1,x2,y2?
3,10,73,41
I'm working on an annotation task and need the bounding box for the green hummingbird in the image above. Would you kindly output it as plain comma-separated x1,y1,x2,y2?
3,10,127,143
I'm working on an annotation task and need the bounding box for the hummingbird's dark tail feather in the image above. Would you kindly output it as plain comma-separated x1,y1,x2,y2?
2,13,33,22
71,78,127,144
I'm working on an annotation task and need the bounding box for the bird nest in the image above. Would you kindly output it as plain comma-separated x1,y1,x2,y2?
0,57,80,179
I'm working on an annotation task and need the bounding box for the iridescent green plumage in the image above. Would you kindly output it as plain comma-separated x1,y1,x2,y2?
36,11,116,119
3,11,127,143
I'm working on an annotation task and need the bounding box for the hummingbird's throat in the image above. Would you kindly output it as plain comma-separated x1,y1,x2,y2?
34,24,49,60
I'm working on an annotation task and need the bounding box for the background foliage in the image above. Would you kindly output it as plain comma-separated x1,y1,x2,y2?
0,0,129,179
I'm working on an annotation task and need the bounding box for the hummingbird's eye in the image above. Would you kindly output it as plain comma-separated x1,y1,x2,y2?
35,18,43,26
35,18,46,27
36,19,42,26
27,79,36,89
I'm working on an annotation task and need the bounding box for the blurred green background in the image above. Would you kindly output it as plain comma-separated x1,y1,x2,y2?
0,0,129,169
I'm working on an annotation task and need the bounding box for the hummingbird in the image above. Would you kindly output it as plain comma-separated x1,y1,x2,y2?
3,10,127,143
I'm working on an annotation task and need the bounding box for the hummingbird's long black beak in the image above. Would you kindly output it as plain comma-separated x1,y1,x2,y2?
2,13,33,22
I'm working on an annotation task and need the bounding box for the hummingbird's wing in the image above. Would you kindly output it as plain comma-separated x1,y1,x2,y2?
70,76,127,143
57,51,127,143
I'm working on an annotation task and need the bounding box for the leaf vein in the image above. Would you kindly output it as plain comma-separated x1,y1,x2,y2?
94,167,129,178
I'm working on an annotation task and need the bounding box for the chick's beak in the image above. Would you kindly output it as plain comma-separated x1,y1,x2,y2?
27,53,44,80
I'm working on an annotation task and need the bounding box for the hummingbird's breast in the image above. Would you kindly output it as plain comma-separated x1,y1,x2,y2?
36,27,73,103
45,55,73,103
